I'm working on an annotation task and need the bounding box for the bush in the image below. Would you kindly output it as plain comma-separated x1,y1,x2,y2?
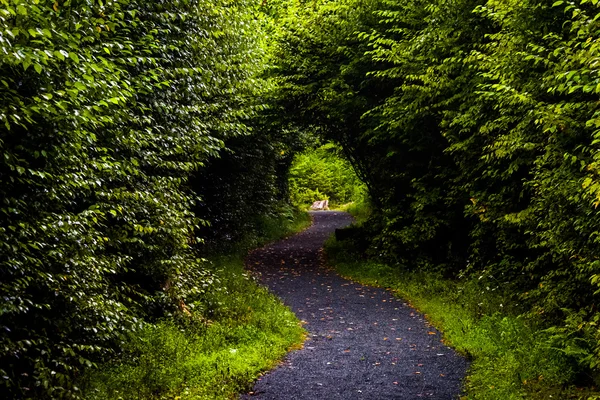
80,211,308,399
288,143,366,208
0,0,267,397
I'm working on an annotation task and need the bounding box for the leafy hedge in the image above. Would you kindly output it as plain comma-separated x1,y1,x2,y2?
191,117,302,250
0,0,270,397
271,0,600,388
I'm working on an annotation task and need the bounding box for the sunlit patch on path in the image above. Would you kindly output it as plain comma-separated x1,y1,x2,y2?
242,211,468,400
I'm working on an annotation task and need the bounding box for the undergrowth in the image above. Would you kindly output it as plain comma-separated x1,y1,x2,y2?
325,235,600,400
81,207,310,399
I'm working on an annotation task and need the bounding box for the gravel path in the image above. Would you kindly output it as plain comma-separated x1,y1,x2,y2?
242,211,468,399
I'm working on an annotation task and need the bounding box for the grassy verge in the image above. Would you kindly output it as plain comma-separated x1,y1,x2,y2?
334,198,372,224
325,235,600,400
81,208,310,399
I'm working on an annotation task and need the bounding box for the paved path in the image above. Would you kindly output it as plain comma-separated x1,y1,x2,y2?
243,211,468,399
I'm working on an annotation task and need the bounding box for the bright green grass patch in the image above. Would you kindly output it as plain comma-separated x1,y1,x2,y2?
81,210,310,399
83,271,303,399
325,236,600,400
334,198,372,225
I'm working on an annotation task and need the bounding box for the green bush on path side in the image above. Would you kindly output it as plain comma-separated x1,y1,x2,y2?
81,209,310,399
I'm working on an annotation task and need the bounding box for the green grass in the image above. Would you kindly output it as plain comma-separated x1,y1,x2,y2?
325,236,600,400
335,197,372,224
81,208,310,399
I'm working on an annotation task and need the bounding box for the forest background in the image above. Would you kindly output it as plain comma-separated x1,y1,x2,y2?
3,0,600,398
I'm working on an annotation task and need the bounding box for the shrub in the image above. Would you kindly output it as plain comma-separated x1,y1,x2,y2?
288,143,366,208
0,0,265,397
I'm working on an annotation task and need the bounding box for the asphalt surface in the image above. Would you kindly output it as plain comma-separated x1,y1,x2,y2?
242,211,468,399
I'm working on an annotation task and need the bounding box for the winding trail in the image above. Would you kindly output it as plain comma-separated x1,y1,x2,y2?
243,211,468,399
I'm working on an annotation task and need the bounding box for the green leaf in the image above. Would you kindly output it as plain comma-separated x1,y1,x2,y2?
22,58,32,71
68,52,80,64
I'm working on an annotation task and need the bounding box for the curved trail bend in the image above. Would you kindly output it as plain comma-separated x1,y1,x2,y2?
243,211,468,399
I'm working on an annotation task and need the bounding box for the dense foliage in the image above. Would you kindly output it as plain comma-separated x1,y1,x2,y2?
271,0,600,391
81,211,309,399
0,0,296,397
6,0,600,396
288,143,366,208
